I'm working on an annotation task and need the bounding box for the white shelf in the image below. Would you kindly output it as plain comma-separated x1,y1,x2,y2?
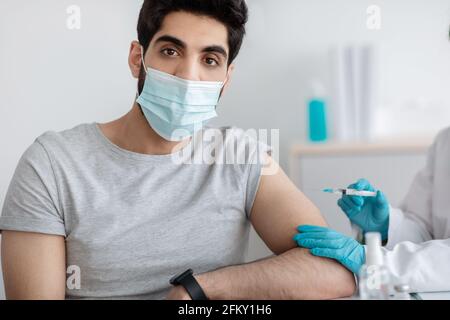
290,137,433,156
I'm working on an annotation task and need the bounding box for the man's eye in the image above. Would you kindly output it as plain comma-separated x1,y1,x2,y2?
205,57,219,66
162,48,179,56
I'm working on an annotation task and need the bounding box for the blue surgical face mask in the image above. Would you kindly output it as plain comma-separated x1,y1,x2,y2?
136,47,225,142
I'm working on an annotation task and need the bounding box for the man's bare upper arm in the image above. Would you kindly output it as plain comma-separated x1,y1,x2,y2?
1,230,66,300
250,156,327,255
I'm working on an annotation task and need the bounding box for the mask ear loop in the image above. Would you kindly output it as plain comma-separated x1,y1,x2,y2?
140,45,148,74
216,70,228,111
136,45,148,99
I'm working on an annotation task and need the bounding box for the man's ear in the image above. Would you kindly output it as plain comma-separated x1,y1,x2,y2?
129,40,143,79
221,64,235,95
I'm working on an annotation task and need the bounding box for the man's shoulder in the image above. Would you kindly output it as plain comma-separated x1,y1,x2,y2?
36,123,94,147
32,123,96,159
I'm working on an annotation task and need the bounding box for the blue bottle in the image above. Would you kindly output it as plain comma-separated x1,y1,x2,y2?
307,82,328,142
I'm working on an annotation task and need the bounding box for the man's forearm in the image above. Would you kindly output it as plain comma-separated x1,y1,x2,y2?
195,247,356,300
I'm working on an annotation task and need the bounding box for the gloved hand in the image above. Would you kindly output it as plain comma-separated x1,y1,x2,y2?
293,225,366,274
338,178,390,240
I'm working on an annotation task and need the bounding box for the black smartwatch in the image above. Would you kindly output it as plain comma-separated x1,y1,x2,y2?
170,269,208,300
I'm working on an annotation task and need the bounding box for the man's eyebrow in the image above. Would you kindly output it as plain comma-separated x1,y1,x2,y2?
155,35,186,48
155,35,228,60
202,45,228,60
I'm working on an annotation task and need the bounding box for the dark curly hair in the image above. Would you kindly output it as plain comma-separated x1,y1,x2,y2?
137,0,248,66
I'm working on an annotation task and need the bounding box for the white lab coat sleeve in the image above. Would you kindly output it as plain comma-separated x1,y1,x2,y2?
385,131,442,247
382,239,450,293
386,207,432,247
380,129,450,293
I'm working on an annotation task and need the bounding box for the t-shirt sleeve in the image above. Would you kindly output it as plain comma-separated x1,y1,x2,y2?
0,139,66,236
244,139,273,219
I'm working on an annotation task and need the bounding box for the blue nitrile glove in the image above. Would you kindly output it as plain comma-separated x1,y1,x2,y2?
337,178,390,241
293,225,366,274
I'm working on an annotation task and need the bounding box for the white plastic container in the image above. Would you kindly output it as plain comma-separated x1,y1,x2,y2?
358,232,391,300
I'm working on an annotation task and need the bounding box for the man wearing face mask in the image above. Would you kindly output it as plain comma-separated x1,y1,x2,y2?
0,0,355,300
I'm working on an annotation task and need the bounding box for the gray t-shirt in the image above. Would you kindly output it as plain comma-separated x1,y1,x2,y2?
0,123,270,299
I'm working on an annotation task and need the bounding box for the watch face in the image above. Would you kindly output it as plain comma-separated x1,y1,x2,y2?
170,269,193,285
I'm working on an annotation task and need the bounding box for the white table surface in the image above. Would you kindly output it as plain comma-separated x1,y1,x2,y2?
412,292,450,300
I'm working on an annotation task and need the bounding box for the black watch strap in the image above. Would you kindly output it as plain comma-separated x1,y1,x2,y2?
170,269,208,300
179,273,208,300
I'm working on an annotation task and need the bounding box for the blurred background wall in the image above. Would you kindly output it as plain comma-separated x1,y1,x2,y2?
1,0,449,299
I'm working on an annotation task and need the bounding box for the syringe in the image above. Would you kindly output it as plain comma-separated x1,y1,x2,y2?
323,188,377,197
